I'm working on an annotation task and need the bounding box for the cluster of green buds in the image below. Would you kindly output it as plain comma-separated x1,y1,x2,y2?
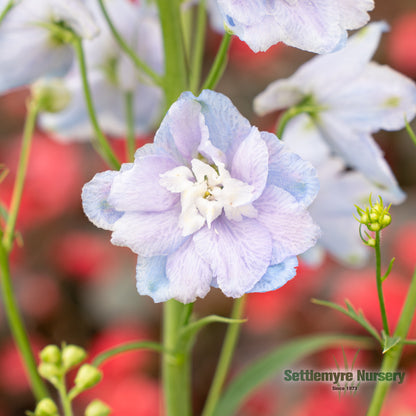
30,344,111,416
355,196,392,247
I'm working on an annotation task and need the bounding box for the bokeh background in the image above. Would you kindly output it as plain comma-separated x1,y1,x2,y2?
1,1,416,415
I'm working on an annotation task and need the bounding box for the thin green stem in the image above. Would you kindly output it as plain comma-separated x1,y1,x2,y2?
190,0,207,93
375,231,389,336
0,245,49,400
202,32,232,91
201,296,246,416
2,99,39,251
57,379,73,416
93,341,164,367
162,300,192,416
367,268,416,415
72,37,120,170
97,0,162,87
124,92,136,162
156,0,188,106
0,0,14,25
405,117,416,146
276,105,317,139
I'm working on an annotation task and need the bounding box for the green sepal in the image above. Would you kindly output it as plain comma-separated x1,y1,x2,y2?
381,331,401,354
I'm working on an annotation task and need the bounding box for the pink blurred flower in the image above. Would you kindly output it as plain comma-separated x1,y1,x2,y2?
392,222,416,274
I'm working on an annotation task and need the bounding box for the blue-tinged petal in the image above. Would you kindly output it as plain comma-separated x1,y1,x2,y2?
281,114,331,167
317,113,406,200
338,0,374,30
108,155,179,212
136,256,172,303
166,238,212,304
110,206,187,257
327,63,416,132
231,127,268,200
254,185,320,265
248,256,298,293
196,90,252,161
193,217,272,298
262,132,319,207
81,170,124,231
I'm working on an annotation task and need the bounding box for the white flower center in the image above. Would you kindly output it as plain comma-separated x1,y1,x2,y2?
159,159,257,236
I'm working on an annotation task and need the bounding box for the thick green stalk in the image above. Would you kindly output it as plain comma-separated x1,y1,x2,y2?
163,300,192,416
72,37,120,170
201,296,246,416
57,379,73,416
367,267,416,415
202,32,232,91
190,0,207,93
124,92,136,162
0,245,49,400
375,231,390,336
156,0,188,105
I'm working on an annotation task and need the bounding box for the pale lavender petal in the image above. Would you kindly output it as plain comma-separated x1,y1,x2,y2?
262,132,319,207
338,0,374,30
81,170,124,231
108,155,179,212
254,186,320,264
327,63,416,132
248,256,298,293
166,238,212,304
111,206,187,256
136,256,172,303
318,113,405,199
193,217,272,298
231,127,268,199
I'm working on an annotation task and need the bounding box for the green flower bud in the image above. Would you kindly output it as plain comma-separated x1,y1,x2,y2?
85,400,111,416
369,212,378,222
359,213,369,224
38,362,61,381
380,213,392,227
366,238,376,247
62,345,87,371
31,79,71,113
368,223,381,232
75,365,102,391
35,398,59,416
40,345,61,365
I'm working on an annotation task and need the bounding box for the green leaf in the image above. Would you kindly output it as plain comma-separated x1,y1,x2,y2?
213,334,373,416
381,331,401,354
405,117,416,146
312,298,382,344
381,258,395,282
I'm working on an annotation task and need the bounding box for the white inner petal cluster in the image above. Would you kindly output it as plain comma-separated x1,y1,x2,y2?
159,159,257,236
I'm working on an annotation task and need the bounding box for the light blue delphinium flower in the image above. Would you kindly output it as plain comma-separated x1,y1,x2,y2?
82,90,320,304
39,0,164,141
254,22,416,201
0,0,99,94
215,0,374,53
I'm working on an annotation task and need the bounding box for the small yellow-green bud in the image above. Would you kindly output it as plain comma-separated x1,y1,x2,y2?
40,345,61,365
359,213,369,224
38,362,61,381
368,223,381,232
35,398,59,416
31,79,71,113
85,400,111,416
62,345,87,371
380,213,392,227
75,365,102,391
369,212,378,222
366,238,376,247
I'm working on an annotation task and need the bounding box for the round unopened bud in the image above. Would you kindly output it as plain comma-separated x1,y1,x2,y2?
35,398,59,416
366,238,376,247
40,345,61,365
62,345,87,371
31,79,71,113
380,214,391,227
359,213,369,224
85,399,111,416
369,212,378,222
38,362,61,381
368,223,381,232
75,365,102,391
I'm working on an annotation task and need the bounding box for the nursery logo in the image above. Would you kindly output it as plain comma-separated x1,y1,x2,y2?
283,350,405,394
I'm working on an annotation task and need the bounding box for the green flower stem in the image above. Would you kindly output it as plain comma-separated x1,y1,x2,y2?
2,99,39,251
156,0,188,106
97,0,163,87
190,0,207,94
375,231,390,336
72,37,120,170
92,341,164,367
0,245,49,400
0,0,14,25
201,296,246,416
202,32,232,91
276,105,317,139
57,379,73,416
125,92,136,162
162,300,192,416
367,267,416,416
